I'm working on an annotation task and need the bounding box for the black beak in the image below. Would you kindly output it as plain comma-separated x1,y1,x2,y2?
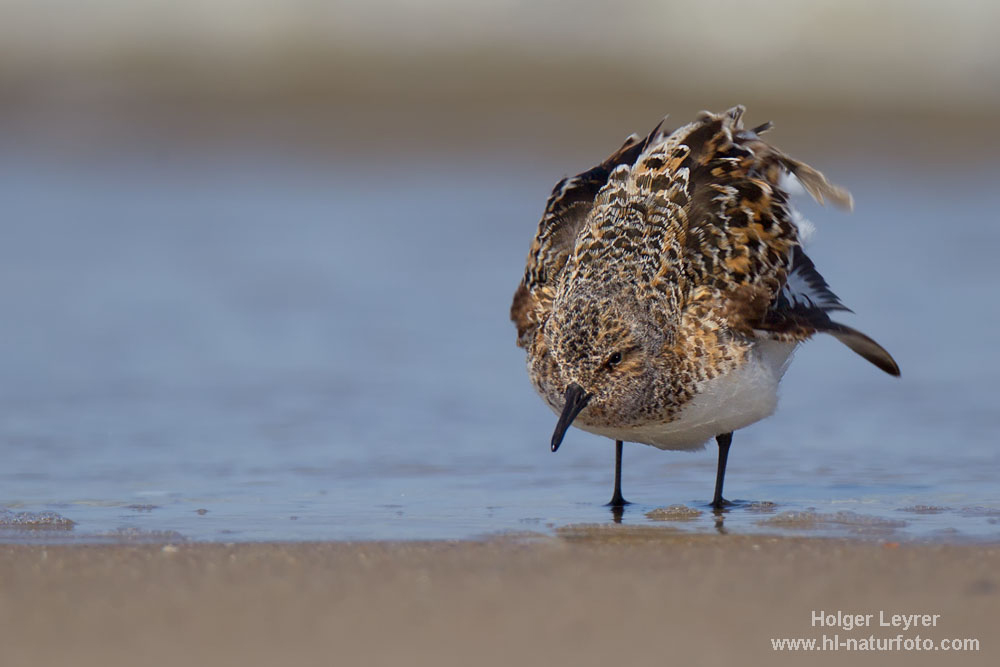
550,383,591,452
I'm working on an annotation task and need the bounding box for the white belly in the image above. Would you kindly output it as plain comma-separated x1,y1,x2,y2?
579,340,796,451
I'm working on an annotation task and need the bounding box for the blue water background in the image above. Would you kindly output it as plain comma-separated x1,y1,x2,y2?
0,147,997,543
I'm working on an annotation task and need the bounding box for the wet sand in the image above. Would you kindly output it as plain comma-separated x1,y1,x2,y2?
0,532,996,666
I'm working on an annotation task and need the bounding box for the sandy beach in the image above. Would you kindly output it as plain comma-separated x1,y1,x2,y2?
0,532,995,666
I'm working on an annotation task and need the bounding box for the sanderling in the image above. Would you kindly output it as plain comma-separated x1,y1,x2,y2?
511,106,899,509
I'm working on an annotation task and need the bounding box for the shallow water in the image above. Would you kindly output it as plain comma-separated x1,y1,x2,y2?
0,149,997,544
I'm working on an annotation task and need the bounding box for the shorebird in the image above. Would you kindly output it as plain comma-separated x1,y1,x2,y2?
511,106,899,509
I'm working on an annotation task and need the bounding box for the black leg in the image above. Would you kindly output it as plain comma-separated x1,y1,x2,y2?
607,440,629,507
711,432,734,510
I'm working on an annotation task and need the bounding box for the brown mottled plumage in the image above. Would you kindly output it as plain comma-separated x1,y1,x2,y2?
511,106,899,508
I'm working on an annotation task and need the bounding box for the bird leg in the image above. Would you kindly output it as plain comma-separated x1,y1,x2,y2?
711,432,734,509
607,440,629,507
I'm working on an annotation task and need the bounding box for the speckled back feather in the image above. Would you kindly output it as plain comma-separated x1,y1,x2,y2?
512,105,898,377
511,131,651,345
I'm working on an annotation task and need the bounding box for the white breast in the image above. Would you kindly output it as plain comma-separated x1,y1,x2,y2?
579,340,797,451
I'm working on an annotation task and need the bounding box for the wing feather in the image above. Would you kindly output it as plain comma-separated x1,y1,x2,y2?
511,131,652,345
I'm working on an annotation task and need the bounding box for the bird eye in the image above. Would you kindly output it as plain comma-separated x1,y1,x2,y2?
607,352,623,368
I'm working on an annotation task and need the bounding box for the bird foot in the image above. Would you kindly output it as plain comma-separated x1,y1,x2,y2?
710,498,733,510
606,490,630,508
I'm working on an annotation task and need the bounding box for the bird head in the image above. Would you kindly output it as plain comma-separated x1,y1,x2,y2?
542,284,667,451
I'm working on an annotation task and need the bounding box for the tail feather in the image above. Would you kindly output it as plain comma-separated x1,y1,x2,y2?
827,322,901,376
780,158,854,211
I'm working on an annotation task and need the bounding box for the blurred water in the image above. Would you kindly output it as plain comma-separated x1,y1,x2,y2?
0,148,997,543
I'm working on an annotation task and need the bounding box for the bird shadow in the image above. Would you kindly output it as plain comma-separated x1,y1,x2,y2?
607,502,629,524
605,498,756,532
